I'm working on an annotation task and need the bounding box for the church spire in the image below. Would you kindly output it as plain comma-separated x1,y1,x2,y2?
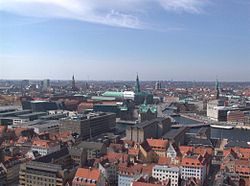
135,74,141,93
72,75,76,91
215,78,220,99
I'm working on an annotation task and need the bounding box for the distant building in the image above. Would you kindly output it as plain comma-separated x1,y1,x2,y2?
22,100,63,112
215,79,220,100
41,79,50,91
227,110,245,124
207,100,230,121
72,75,78,91
154,81,162,90
138,102,157,122
134,74,153,105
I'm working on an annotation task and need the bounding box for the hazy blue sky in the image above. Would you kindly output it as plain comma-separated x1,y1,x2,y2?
0,0,250,81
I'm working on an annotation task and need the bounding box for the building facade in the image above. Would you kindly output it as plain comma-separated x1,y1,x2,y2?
152,165,179,186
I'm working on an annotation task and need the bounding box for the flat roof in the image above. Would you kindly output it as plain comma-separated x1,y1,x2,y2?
19,112,47,118
0,110,31,117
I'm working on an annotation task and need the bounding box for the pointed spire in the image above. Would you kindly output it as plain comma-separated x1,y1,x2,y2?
215,78,220,99
135,73,141,93
72,74,76,91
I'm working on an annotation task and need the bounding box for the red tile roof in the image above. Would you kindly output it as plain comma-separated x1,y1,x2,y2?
32,140,58,148
132,182,162,186
157,156,171,165
128,148,140,156
146,139,168,149
75,168,100,181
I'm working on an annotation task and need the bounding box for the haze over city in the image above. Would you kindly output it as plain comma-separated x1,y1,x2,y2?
0,0,250,81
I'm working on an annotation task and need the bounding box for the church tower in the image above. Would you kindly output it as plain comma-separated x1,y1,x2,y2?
135,74,141,93
72,75,76,91
215,79,220,99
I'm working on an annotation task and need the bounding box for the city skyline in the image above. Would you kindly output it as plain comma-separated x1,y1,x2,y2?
0,0,250,81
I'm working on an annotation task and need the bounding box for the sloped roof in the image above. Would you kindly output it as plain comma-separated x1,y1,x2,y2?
75,167,100,181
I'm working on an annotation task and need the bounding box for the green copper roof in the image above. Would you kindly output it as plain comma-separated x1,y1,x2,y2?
139,103,157,113
120,106,128,111
102,91,124,98
91,96,116,101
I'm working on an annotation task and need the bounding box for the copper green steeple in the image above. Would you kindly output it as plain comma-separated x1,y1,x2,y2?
135,74,141,93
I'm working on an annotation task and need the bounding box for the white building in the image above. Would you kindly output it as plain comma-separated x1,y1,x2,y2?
31,140,60,156
118,174,141,186
123,91,135,100
167,143,178,163
99,160,118,185
152,165,179,186
180,154,207,184
32,121,60,134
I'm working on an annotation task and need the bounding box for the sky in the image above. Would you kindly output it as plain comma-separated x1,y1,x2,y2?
0,0,250,81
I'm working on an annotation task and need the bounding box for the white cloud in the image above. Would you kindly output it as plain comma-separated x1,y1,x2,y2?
159,0,205,13
0,0,208,29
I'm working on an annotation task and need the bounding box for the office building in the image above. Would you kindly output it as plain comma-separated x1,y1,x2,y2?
59,112,116,139
19,148,80,186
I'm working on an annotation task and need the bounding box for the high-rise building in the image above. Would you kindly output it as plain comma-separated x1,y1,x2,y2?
155,81,162,90
41,79,50,91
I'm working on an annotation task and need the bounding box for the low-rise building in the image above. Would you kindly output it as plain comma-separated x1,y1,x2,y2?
152,165,179,186
31,139,60,156
146,138,168,157
76,141,107,163
180,153,208,185
72,167,105,186
118,163,153,186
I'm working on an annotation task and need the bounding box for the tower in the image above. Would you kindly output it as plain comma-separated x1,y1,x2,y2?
215,79,220,99
72,75,76,91
135,74,141,93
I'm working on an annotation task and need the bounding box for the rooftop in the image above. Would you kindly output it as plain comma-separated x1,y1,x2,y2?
75,167,100,181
